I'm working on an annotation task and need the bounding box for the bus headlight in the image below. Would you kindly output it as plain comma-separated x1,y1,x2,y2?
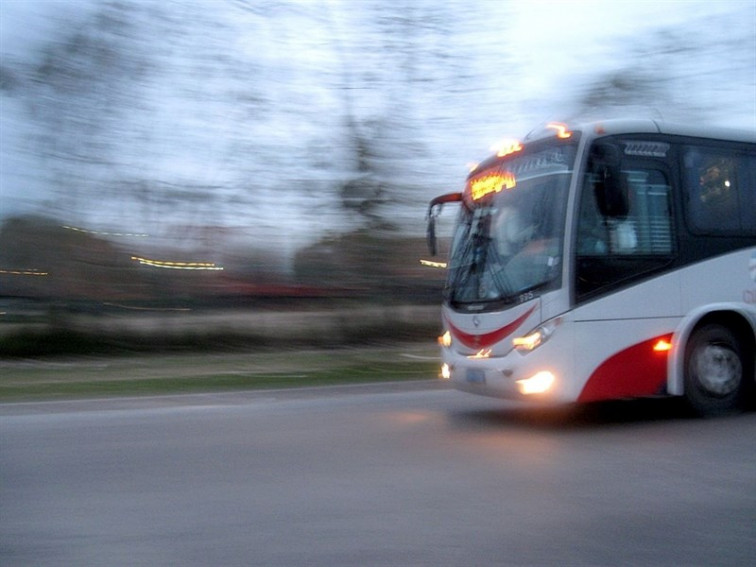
516,371,555,395
512,318,561,352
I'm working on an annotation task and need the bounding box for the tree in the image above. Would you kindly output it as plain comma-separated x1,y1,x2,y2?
26,1,153,220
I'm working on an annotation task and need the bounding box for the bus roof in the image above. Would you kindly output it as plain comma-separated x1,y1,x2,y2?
524,118,756,145
470,118,755,179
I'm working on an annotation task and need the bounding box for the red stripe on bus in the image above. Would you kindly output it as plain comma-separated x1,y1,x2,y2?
446,305,536,349
577,334,673,402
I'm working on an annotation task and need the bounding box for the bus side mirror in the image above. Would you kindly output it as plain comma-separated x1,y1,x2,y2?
426,192,462,256
427,212,437,256
590,144,629,218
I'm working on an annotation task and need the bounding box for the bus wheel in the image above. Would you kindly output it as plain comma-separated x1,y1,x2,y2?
684,324,746,416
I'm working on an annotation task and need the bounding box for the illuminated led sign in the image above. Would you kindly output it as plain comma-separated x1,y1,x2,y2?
467,171,516,200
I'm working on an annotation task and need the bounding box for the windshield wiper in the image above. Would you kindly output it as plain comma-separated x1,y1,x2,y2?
449,237,515,303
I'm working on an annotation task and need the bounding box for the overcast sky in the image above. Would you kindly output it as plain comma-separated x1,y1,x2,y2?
1,0,754,252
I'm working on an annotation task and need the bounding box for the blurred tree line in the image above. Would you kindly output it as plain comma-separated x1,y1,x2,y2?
1,0,753,312
0,215,445,308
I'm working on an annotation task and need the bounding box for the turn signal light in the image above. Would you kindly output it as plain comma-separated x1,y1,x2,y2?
653,339,672,352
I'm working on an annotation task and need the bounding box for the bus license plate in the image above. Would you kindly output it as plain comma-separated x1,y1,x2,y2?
466,369,486,384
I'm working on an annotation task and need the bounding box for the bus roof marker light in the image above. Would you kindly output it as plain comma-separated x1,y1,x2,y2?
490,139,523,158
546,122,572,139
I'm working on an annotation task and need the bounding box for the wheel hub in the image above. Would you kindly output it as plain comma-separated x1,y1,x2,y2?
693,344,742,396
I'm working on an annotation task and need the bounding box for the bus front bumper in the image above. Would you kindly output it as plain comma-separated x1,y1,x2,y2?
440,350,564,402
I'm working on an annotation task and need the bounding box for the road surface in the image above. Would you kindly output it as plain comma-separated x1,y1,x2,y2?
2,382,755,566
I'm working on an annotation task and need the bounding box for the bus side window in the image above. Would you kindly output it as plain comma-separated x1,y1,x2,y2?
622,169,673,254
683,147,747,234
576,172,610,256
577,168,672,256
576,166,674,300
744,155,756,232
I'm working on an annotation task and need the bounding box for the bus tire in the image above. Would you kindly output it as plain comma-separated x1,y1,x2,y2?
684,324,746,417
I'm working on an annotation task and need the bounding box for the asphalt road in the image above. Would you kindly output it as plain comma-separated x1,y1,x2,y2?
2,382,755,566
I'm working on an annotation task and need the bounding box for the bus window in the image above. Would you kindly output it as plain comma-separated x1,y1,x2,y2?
683,146,756,234
576,166,674,299
623,169,673,254
744,155,756,232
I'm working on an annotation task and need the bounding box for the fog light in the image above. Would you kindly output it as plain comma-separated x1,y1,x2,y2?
440,363,451,380
516,371,555,395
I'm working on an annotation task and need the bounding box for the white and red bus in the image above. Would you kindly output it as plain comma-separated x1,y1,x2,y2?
426,119,756,415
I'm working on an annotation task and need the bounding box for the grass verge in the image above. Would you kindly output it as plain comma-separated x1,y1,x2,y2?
0,344,441,402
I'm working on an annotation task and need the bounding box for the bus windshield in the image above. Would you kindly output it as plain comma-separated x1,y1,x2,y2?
446,142,577,309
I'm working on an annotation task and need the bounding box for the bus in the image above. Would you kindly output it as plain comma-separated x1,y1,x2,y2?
426,119,756,415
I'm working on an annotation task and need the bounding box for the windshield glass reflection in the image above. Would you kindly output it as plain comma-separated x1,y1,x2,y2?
446,143,576,309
